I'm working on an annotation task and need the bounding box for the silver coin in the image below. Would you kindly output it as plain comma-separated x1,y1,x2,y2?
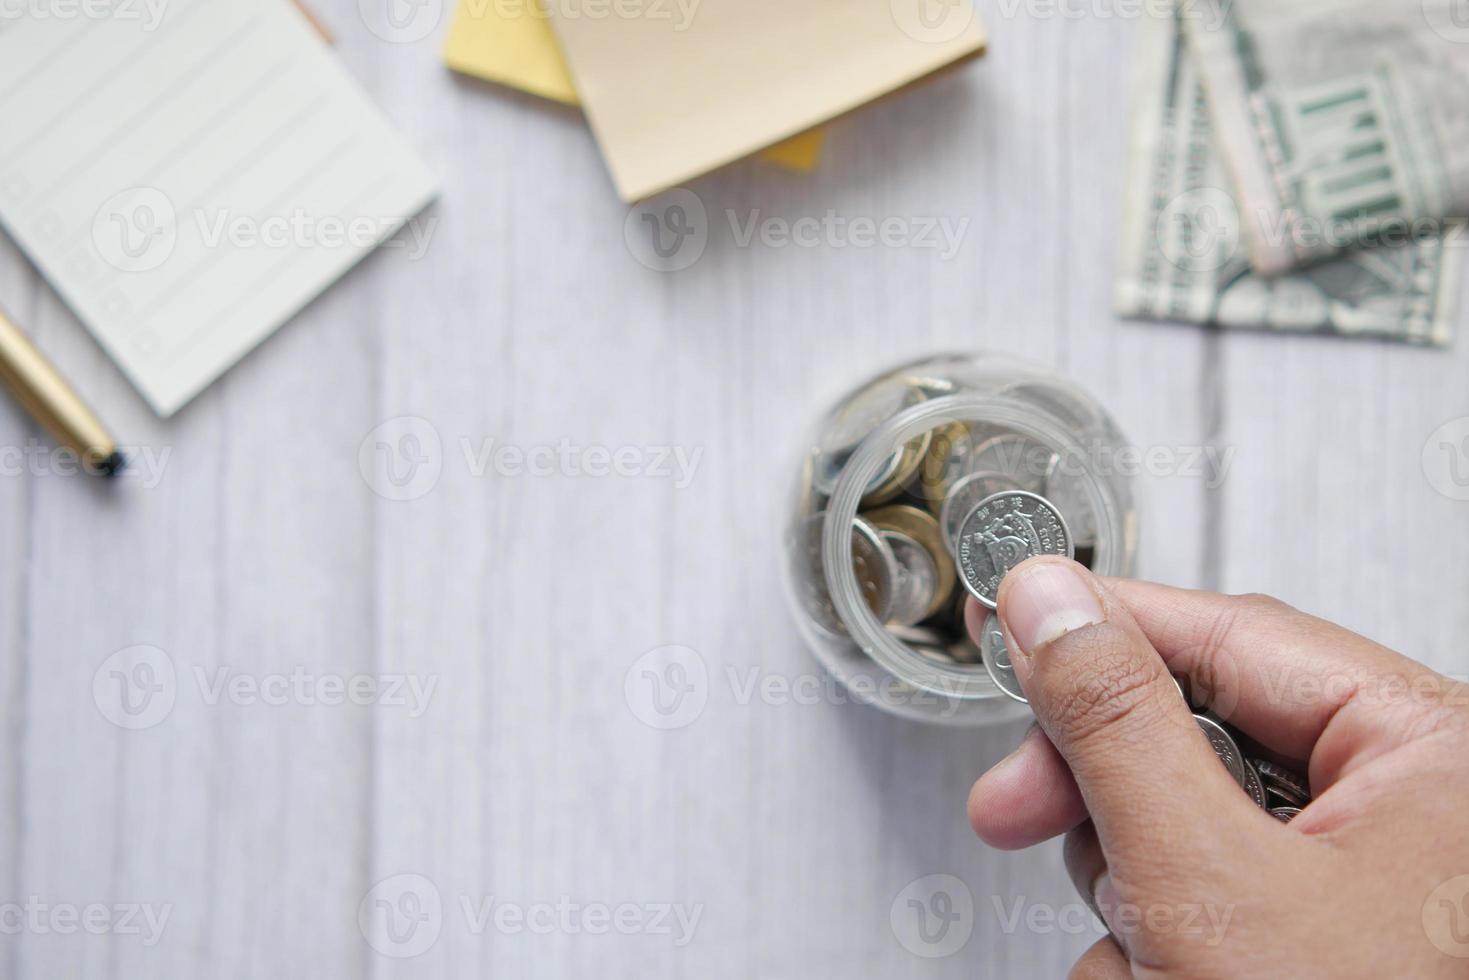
910,642,959,667
955,491,1075,609
1269,806,1303,823
980,612,1027,704
1241,758,1268,810
812,377,927,498
794,514,898,636
939,470,1020,556
1042,463,1100,549
967,433,1054,494
1196,714,1248,786
880,530,939,627
1252,760,1311,808
852,516,900,626
948,636,983,666
918,422,1003,508
1196,714,1267,808
888,624,949,647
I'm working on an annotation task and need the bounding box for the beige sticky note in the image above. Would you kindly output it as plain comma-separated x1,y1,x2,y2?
547,0,985,200
442,0,826,172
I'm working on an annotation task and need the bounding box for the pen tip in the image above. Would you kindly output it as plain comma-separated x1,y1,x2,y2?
99,451,126,478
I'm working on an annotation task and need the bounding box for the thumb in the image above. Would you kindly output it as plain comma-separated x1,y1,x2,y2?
996,558,1257,865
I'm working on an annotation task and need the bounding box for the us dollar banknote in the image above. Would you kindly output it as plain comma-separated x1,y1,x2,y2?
1183,0,1469,275
1116,9,1461,345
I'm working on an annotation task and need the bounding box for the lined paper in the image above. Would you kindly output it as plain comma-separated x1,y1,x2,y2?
0,0,436,415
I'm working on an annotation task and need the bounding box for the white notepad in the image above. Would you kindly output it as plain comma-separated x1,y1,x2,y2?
0,0,436,416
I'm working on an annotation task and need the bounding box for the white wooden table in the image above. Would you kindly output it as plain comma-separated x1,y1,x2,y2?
3,2,1468,976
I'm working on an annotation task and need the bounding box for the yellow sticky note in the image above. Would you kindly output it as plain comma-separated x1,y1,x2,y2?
443,0,577,104
756,128,826,173
442,0,824,172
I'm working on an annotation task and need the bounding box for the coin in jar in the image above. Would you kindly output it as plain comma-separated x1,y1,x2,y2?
939,470,1020,556
811,377,930,507
865,505,956,622
968,432,1055,495
793,513,898,636
878,530,939,627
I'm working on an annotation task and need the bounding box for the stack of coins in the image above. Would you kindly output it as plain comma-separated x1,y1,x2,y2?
974,613,1312,822
1193,710,1313,822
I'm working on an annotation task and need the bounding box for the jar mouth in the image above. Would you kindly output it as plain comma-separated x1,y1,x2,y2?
821,393,1125,700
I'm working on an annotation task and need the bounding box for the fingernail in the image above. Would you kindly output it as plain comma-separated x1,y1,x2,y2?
1001,561,1105,657
1090,871,1121,938
988,724,1041,778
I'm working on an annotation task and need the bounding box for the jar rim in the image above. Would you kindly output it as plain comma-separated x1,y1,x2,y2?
820,391,1127,700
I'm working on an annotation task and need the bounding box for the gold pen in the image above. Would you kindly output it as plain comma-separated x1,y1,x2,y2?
0,307,124,477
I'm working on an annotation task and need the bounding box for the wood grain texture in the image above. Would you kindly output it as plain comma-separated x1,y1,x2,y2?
0,1,1463,977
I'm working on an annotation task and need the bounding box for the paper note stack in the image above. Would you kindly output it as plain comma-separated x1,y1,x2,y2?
444,0,988,200
1115,1,1465,345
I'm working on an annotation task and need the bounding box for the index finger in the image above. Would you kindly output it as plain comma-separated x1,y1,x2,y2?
1104,580,1457,782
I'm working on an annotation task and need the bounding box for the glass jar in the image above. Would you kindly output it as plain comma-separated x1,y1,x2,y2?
782,353,1139,727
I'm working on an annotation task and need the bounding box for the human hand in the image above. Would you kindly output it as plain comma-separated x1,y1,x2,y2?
964,557,1469,978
